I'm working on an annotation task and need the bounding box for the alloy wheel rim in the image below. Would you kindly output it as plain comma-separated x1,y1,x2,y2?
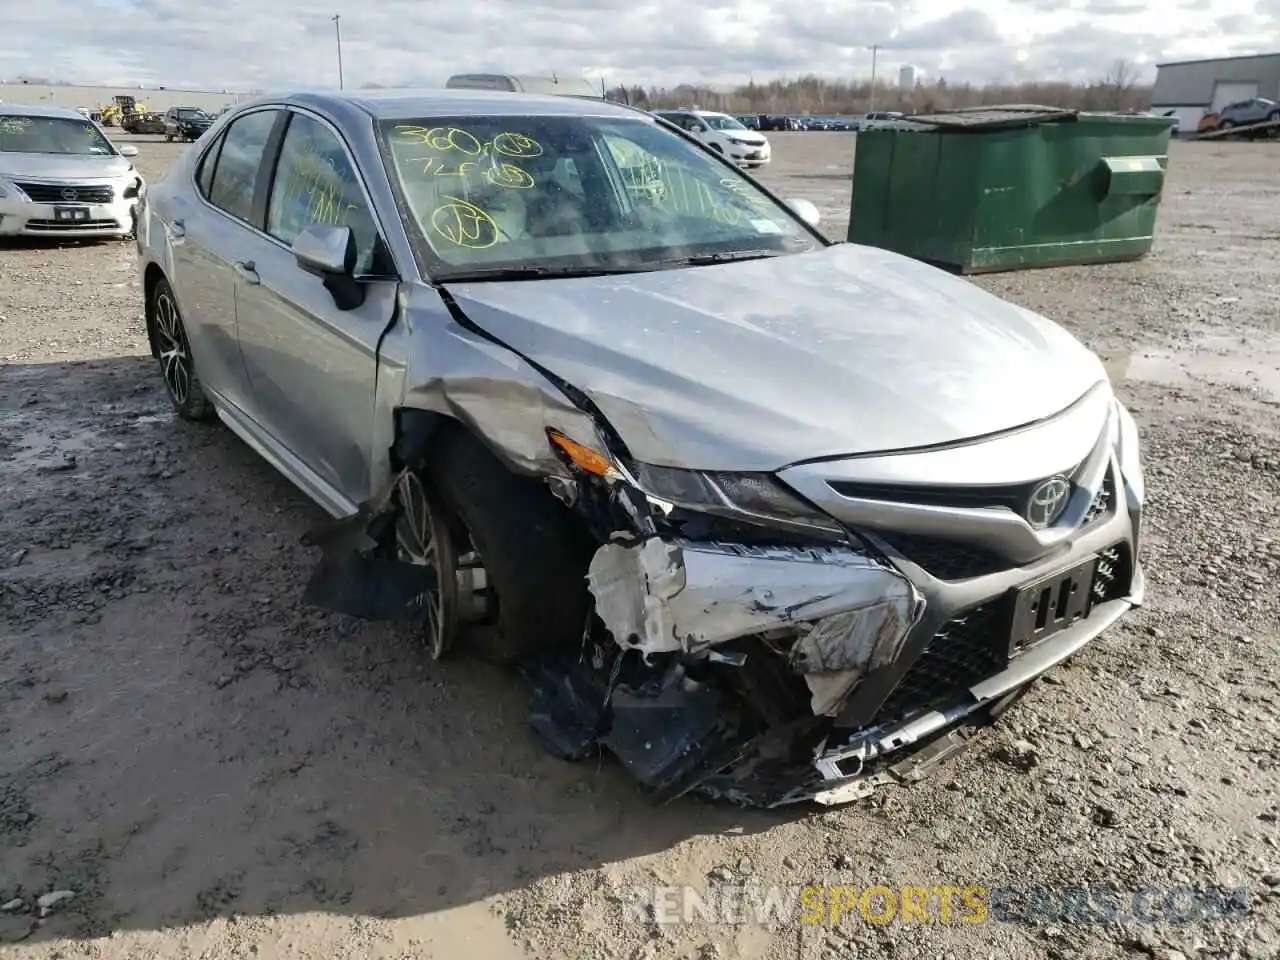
394,470,448,656
154,292,192,405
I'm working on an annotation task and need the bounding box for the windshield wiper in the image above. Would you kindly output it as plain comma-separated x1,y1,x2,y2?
659,250,783,267
439,264,655,282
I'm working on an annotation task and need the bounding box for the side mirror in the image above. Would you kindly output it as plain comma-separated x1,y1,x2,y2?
293,224,354,275
292,224,365,310
785,197,821,228
118,144,138,157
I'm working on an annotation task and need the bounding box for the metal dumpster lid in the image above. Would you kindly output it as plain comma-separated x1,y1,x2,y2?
894,104,1079,131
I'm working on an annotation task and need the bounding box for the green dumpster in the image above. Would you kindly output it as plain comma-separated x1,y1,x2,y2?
847,105,1176,274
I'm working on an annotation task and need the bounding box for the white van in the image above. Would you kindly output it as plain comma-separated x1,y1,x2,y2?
650,109,772,168
445,74,602,99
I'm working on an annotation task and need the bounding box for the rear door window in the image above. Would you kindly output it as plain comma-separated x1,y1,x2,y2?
207,109,278,222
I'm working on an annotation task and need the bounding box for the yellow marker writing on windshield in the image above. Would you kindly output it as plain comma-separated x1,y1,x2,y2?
431,196,498,248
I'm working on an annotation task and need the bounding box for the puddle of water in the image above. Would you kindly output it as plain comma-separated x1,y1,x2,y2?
1103,332,1280,401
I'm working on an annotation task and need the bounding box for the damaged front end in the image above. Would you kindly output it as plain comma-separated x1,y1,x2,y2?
521,432,960,808
303,407,1139,810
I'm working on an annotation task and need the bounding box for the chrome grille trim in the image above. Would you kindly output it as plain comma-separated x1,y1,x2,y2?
779,395,1118,565
15,182,115,204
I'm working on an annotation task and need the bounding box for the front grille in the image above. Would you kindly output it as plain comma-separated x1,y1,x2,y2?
872,604,1009,725
1081,471,1115,527
828,452,1106,528
874,530,1008,580
871,540,1134,727
1092,542,1131,603
25,218,121,231
15,182,114,204
830,478,1037,512
858,470,1118,582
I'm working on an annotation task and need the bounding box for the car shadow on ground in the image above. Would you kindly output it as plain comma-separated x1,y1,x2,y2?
0,355,801,943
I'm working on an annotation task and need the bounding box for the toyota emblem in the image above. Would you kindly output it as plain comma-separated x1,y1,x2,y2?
60,187,77,201
1026,476,1071,529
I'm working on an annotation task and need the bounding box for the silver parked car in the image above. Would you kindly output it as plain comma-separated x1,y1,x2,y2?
1215,96,1280,131
0,103,142,239
136,90,1145,807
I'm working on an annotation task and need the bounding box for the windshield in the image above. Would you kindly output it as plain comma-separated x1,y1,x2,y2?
379,114,817,278
701,114,747,131
177,109,208,119
0,115,116,155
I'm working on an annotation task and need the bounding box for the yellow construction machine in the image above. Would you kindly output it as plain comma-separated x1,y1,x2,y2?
98,95,149,127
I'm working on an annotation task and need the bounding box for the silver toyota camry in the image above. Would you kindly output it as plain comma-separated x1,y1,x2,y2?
135,89,1145,807
0,104,142,239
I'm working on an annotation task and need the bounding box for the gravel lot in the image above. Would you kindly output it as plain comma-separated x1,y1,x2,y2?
1,132,1278,960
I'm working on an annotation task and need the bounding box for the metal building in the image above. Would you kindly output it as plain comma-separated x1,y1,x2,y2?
1152,53,1280,132
0,81,246,114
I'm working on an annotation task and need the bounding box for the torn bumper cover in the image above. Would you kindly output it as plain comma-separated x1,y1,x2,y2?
527,535,934,806
526,532,1140,808
587,539,923,715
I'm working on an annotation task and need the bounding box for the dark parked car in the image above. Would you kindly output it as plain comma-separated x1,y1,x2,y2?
758,114,800,131
122,111,166,135
164,107,213,142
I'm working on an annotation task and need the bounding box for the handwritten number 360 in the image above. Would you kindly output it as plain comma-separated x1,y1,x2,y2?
395,126,543,158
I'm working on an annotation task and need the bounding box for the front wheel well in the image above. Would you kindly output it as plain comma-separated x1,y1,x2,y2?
390,409,598,662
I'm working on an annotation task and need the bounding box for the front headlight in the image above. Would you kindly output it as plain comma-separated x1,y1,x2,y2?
546,429,845,537
1113,400,1144,504
631,462,844,536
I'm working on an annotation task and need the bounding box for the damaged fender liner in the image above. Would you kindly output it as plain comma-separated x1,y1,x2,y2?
586,538,924,716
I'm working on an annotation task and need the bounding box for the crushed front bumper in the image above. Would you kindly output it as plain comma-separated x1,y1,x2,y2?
805,586,1140,806
568,462,1143,807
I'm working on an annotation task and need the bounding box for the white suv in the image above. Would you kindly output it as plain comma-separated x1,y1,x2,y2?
651,109,771,168
860,111,906,131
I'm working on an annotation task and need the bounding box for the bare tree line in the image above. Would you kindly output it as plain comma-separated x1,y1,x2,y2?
9,58,1149,116
612,59,1149,115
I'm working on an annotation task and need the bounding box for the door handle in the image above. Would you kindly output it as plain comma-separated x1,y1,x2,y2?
168,218,185,239
235,260,260,284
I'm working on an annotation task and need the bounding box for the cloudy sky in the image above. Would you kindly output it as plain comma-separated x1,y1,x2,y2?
0,0,1275,91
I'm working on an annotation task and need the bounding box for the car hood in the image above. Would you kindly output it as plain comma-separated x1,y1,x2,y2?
0,151,134,181
444,244,1108,472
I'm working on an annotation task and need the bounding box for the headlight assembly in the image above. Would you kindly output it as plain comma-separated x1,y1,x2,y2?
630,462,845,536
546,429,845,537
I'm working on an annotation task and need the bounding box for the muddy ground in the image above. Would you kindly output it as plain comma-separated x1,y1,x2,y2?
1,132,1278,960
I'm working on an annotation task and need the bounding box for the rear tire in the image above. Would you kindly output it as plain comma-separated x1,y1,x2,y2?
150,277,214,421
422,429,596,665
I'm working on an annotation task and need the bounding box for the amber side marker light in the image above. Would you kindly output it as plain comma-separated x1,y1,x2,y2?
547,429,621,479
